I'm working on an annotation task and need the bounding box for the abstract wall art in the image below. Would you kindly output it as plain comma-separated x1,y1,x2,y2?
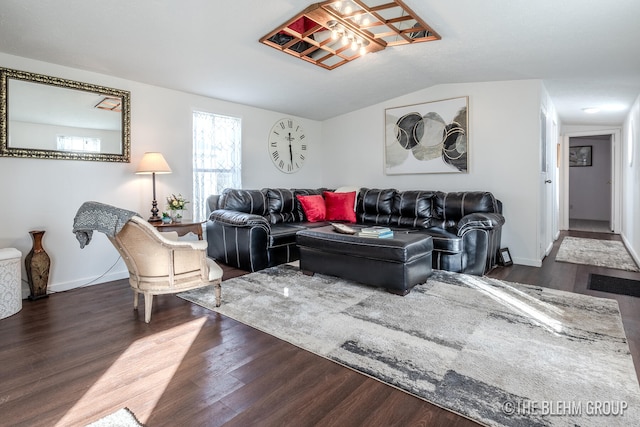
569,145,592,167
385,96,468,174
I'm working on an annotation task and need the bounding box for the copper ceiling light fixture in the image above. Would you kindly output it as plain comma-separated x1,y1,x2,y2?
260,0,440,70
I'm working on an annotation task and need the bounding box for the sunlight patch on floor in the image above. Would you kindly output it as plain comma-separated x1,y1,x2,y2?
55,316,207,426
460,275,565,335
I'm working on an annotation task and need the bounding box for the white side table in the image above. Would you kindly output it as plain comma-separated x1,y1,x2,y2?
0,248,22,319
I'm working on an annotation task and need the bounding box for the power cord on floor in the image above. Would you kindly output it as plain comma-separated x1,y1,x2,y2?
80,255,123,287
38,255,123,295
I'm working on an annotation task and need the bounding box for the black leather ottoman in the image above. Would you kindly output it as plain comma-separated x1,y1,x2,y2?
296,226,433,295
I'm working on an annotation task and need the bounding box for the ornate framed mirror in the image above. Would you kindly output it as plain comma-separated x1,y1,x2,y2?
0,67,130,162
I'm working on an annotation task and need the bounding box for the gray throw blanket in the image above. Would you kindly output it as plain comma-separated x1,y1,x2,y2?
72,201,139,248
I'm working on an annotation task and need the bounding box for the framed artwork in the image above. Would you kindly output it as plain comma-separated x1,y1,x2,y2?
569,145,592,167
385,96,468,174
498,248,513,267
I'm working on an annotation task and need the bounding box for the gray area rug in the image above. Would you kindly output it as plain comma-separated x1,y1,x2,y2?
85,408,143,427
556,236,639,271
179,265,640,427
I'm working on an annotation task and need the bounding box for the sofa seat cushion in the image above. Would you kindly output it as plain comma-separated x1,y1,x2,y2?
268,221,333,247
389,215,431,228
419,228,463,253
298,221,332,229
268,223,307,247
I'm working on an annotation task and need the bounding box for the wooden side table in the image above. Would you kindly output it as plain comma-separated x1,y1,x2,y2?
153,221,205,240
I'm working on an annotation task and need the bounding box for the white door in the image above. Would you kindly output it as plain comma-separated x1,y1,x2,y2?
539,110,554,258
551,121,559,238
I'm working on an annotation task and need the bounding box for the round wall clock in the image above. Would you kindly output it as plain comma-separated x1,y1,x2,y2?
268,118,307,173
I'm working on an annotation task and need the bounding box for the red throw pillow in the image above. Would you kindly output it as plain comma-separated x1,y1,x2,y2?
323,191,357,223
296,195,326,222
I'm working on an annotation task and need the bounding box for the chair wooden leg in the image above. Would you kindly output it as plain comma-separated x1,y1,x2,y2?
214,282,221,307
144,293,153,323
133,291,139,310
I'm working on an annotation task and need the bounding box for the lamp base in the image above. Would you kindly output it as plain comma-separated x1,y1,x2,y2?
148,198,161,223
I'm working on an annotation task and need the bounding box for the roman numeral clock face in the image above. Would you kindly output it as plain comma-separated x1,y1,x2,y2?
268,118,307,173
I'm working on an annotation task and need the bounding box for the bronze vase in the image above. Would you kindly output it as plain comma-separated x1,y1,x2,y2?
25,230,50,300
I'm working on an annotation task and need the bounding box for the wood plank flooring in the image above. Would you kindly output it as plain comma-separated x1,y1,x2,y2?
1,230,639,426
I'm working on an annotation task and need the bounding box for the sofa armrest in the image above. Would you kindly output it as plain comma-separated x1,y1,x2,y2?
209,209,270,232
207,209,271,272
206,194,221,217
457,212,505,237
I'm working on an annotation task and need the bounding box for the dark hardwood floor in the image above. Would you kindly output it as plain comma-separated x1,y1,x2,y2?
1,229,639,426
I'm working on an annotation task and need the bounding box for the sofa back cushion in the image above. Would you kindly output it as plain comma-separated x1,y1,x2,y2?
218,189,267,215
266,188,300,224
390,190,437,228
433,191,499,224
393,190,436,218
356,188,396,224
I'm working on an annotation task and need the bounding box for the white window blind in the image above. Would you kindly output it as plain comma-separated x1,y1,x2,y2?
192,111,242,221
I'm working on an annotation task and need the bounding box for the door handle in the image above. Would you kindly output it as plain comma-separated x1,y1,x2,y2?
545,180,552,183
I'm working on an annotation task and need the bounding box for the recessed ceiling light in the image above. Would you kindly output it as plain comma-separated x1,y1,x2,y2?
582,107,600,114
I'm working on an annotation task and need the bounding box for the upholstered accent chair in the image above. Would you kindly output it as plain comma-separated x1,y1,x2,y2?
108,216,223,323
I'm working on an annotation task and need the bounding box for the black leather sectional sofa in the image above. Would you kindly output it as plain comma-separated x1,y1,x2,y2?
206,187,505,276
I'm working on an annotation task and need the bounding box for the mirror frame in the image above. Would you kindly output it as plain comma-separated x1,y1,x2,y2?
0,67,131,162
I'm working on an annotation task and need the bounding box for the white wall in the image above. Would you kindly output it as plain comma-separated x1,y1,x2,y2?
321,80,546,266
0,53,323,294
622,94,640,266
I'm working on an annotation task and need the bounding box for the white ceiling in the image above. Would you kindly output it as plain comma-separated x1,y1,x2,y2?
1,0,639,125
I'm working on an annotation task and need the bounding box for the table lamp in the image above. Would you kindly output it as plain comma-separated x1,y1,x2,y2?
135,152,172,223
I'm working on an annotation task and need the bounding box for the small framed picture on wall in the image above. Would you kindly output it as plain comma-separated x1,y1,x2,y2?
569,145,592,167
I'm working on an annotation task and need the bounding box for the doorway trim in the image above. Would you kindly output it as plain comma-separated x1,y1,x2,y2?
560,129,621,233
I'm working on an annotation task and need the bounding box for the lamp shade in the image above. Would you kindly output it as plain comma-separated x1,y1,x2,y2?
135,152,172,174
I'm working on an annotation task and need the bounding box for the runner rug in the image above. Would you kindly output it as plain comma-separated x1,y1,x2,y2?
555,236,639,271
179,265,640,427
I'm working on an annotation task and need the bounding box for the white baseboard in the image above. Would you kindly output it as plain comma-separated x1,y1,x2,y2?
621,234,640,270
47,269,129,294
512,257,542,268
